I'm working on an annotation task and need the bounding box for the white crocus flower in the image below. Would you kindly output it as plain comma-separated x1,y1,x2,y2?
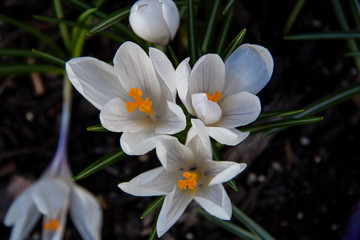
66,41,186,155
4,104,102,240
129,0,179,45
118,119,247,237
176,44,274,146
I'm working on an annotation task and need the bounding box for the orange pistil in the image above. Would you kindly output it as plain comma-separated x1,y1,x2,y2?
177,172,200,190
126,88,154,115
206,91,222,103
43,219,60,231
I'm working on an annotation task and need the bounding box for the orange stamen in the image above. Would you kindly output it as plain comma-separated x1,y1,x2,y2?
206,91,222,103
126,88,154,115
178,172,200,190
43,219,60,231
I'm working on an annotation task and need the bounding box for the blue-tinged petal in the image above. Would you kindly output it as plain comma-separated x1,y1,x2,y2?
157,186,193,237
8,204,41,240
118,167,174,196
70,185,102,240
66,57,126,110
224,44,273,96
32,178,71,219
194,184,232,220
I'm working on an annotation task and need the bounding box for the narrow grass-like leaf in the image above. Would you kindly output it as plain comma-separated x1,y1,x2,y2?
350,0,360,28
284,32,360,40
331,0,360,70
88,7,130,34
232,205,275,240
216,8,233,54
0,65,64,76
263,82,360,136
222,0,236,15
221,28,246,61
201,0,220,53
197,209,262,240
141,196,165,219
345,51,360,56
73,148,125,181
0,49,37,58
258,109,304,119
32,49,66,66
283,0,307,34
148,216,158,240
187,0,198,66
0,14,64,57
239,116,323,134
87,124,109,132
227,179,239,191
168,46,180,67
53,0,72,53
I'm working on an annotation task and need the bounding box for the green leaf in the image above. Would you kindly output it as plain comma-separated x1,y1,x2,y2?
350,0,360,28
53,0,72,53
221,28,246,61
345,51,360,56
216,8,233,54
222,0,236,15
87,124,109,132
232,205,276,240
168,46,180,67
0,14,64,57
187,0,198,66
32,49,66,66
141,196,165,219
283,0,307,34
201,0,220,53
73,148,125,181
148,216,158,240
0,65,64,76
88,7,130,34
197,209,261,240
0,48,38,58
239,116,323,135
284,32,360,40
227,179,239,191
258,109,304,119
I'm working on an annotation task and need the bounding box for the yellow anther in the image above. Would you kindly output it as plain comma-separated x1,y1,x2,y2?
206,91,222,103
126,88,154,115
178,172,200,190
43,219,60,231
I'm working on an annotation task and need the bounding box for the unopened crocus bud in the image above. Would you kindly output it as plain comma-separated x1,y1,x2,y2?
129,0,179,45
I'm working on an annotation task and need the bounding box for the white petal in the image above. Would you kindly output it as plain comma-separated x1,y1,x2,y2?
70,185,102,240
155,101,186,134
4,185,36,226
8,204,41,240
188,54,225,97
66,57,125,110
129,2,169,45
194,184,232,220
161,0,180,39
175,57,194,114
42,198,69,240
113,41,162,104
100,97,147,133
206,161,247,186
120,131,173,155
156,137,193,171
32,177,71,219
118,167,174,196
217,92,261,128
157,187,193,237
186,119,212,159
192,93,222,125
224,44,274,96
208,127,249,146
149,47,177,100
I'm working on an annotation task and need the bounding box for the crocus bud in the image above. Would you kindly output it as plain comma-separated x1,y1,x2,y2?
129,0,179,45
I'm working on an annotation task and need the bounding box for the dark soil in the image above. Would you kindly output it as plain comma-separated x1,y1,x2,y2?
1,0,360,239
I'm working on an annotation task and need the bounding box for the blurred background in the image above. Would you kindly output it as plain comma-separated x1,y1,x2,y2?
1,0,360,239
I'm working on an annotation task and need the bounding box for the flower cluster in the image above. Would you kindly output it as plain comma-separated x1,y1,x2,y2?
66,36,273,236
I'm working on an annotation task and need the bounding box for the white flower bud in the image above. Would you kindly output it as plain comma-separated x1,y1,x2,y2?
129,0,179,45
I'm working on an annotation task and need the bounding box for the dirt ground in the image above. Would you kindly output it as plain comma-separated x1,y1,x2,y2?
1,0,360,239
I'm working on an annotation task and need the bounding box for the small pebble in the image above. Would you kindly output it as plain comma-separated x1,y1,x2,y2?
185,232,194,240
313,156,322,164
258,174,266,182
296,211,304,220
300,136,310,146
25,111,34,122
